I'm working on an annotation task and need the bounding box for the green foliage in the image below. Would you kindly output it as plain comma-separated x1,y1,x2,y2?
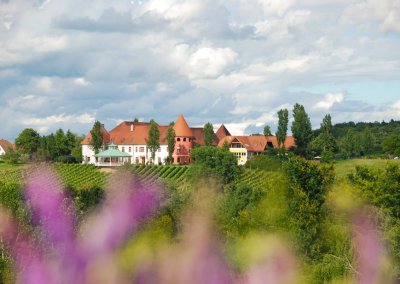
204,122,214,146
311,114,336,157
276,108,289,156
263,125,272,136
244,155,282,171
166,122,176,164
284,155,335,260
90,120,103,154
147,119,160,163
291,103,313,158
382,134,400,156
218,184,266,237
348,163,400,271
15,128,40,158
0,148,21,164
190,146,240,184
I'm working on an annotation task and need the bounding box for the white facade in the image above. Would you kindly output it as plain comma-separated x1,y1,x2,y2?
0,146,5,156
82,144,169,166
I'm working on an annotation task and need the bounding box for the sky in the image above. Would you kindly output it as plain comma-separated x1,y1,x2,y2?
0,0,399,141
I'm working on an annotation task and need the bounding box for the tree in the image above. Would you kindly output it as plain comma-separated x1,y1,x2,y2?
276,109,289,157
0,148,21,164
71,135,85,163
263,125,272,136
204,122,214,146
54,129,68,157
133,117,139,123
15,128,40,158
291,103,313,157
166,122,176,164
311,114,336,159
382,134,400,156
90,121,103,154
190,146,240,184
284,155,334,259
147,119,160,163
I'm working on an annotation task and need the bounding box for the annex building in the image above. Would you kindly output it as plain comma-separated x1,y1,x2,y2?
81,115,295,166
0,139,14,156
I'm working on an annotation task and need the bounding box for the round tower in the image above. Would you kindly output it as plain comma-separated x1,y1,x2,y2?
173,114,194,164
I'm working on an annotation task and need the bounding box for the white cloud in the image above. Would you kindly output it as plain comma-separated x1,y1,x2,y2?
186,46,238,79
313,93,345,110
21,113,95,133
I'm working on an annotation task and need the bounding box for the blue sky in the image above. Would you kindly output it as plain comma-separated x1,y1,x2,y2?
0,0,399,141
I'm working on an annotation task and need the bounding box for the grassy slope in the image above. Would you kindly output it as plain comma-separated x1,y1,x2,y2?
334,158,400,181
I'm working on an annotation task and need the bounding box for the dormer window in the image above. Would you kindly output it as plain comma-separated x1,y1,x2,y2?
177,138,181,141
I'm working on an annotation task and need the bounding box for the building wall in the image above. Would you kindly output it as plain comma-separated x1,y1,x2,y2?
229,148,247,165
0,146,5,155
83,144,169,165
173,137,193,164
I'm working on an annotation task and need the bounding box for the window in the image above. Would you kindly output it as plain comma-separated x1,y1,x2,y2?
122,147,125,152
135,157,139,164
177,157,180,163
177,138,181,141
139,147,145,152
135,147,138,152
158,148,161,152
183,138,186,142
188,138,191,142
129,147,132,152
177,146,181,153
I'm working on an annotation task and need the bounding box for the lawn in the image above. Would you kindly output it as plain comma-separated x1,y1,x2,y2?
334,158,400,181
0,161,22,169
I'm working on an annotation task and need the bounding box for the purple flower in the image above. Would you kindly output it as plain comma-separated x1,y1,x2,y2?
0,166,161,284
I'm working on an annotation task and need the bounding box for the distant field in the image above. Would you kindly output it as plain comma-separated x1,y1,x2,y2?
334,158,400,181
0,162,22,169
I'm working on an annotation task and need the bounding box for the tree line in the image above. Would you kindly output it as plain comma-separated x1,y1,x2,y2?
2,128,84,164
264,104,400,162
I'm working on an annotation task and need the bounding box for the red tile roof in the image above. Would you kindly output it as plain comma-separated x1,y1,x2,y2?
191,127,219,146
215,124,231,141
0,139,14,152
81,124,110,145
174,115,193,137
218,135,295,152
82,121,169,145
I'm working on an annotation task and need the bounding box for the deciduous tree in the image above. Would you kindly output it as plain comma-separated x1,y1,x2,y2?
263,125,272,136
291,103,313,157
276,109,289,157
15,128,40,158
147,119,160,163
204,122,214,146
167,122,176,164
90,121,103,154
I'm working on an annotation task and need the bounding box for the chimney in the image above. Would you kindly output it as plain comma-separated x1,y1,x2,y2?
130,123,134,132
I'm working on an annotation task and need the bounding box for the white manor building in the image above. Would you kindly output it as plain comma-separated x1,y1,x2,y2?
81,115,295,167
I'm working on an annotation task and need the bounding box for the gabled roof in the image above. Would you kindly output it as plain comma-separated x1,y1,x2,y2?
174,115,193,137
218,135,296,152
82,121,169,146
265,136,295,149
0,139,14,152
191,127,219,146
215,124,231,141
81,124,110,145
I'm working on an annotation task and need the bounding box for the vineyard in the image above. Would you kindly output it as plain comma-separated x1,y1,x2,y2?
0,164,108,190
0,163,279,194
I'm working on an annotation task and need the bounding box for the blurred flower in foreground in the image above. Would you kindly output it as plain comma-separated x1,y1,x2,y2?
0,166,161,284
0,167,393,283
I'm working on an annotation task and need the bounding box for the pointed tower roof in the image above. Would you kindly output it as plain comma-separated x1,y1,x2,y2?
215,124,231,141
174,115,193,137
